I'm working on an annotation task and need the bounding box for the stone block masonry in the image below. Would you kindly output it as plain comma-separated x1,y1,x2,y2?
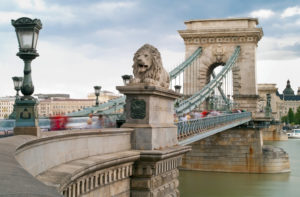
181,127,290,173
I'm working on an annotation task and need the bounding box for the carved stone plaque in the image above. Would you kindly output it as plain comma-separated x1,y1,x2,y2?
130,99,146,119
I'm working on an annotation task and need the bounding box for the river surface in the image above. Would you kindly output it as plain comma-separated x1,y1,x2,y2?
178,139,300,197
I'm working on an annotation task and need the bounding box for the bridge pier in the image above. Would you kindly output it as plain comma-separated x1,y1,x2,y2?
181,127,290,173
262,123,288,141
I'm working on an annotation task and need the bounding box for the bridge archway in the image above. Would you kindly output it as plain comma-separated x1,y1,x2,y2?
179,18,263,112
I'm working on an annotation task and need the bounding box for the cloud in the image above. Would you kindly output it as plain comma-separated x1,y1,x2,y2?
281,6,300,18
257,35,300,60
250,9,275,19
11,0,75,25
0,11,32,24
93,1,136,11
87,1,137,19
13,0,46,11
257,58,300,93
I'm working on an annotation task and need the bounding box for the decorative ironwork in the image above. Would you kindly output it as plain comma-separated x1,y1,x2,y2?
169,47,202,80
175,46,240,116
11,17,42,28
177,112,252,145
130,99,146,119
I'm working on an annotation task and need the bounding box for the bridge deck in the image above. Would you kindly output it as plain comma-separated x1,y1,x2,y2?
177,112,252,145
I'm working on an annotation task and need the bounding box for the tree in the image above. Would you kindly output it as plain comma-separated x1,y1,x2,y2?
281,115,288,124
288,108,295,124
294,106,300,124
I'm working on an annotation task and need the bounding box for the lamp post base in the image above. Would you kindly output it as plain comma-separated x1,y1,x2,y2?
14,98,40,136
14,126,40,137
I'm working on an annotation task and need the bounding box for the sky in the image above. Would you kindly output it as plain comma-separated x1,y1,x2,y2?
1,0,300,98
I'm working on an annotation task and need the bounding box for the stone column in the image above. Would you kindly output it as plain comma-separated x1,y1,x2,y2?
117,85,190,197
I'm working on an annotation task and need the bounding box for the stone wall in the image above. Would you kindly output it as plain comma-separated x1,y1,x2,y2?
16,129,133,176
181,127,290,173
262,124,288,141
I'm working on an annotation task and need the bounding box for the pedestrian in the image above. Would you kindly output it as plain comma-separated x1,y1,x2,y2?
86,113,93,128
95,114,104,129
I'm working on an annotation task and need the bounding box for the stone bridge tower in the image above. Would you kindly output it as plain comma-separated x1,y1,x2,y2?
178,18,263,112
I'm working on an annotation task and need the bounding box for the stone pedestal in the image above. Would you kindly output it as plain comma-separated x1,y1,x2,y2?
117,85,180,150
131,146,190,197
117,84,191,196
14,98,40,137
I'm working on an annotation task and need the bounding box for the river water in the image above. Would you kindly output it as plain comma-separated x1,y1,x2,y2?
179,139,300,197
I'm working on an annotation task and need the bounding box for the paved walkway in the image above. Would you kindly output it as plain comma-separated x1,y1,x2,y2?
0,135,62,197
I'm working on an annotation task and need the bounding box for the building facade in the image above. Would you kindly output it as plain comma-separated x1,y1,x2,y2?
38,98,95,117
87,90,120,103
0,91,119,119
0,97,15,119
258,80,300,121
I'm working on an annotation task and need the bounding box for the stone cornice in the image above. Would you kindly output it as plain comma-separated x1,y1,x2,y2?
184,17,259,25
178,28,263,44
116,85,181,99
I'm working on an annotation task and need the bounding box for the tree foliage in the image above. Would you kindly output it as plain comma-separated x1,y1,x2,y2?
294,106,300,124
281,115,288,124
288,108,295,124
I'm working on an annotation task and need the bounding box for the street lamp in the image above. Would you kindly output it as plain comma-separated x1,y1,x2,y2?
12,76,23,98
94,86,101,106
9,76,23,119
174,85,181,94
122,75,132,85
11,17,42,136
12,17,42,99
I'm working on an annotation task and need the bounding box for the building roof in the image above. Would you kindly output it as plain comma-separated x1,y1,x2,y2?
283,80,295,96
276,90,300,101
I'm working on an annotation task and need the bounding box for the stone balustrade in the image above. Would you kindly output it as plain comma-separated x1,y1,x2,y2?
0,128,139,197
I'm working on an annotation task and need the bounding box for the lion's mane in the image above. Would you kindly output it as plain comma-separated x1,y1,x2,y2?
132,44,170,88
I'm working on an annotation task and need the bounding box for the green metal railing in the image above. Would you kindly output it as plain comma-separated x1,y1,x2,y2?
67,96,126,117
177,112,251,145
175,46,241,116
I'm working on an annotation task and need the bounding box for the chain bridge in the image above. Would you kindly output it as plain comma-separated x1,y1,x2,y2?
0,18,290,197
67,22,252,148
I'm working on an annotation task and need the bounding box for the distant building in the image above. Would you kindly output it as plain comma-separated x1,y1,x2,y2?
87,90,120,103
0,94,95,119
0,97,15,119
34,94,70,99
258,80,300,121
38,98,95,117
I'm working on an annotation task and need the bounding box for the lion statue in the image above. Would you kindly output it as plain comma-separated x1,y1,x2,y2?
130,44,170,88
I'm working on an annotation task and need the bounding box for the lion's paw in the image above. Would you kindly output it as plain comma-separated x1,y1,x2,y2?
131,78,141,84
144,78,158,85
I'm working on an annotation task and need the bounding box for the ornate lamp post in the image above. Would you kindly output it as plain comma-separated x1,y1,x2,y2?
122,75,132,85
94,86,101,106
12,76,23,98
11,17,42,136
227,94,231,110
8,77,23,119
174,85,181,94
12,17,42,99
265,93,272,118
